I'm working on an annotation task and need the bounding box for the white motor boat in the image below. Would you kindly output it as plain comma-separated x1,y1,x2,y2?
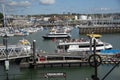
42,28,71,39
56,34,113,52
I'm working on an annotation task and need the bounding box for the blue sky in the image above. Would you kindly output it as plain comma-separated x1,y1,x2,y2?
0,0,120,15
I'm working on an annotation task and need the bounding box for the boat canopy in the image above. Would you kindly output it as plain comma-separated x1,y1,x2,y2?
87,34,102,38
100,49,120,55
19,39,31,45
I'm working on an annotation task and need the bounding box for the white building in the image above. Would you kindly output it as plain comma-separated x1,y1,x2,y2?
79,15,88,20
43,17,50,21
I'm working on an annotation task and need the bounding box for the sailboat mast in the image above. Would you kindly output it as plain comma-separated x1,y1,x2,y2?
2,4,6,28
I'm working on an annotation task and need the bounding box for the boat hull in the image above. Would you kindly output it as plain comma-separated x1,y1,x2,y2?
56,39,113,52
42,35,71,39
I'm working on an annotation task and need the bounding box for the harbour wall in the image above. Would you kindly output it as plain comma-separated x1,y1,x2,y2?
79,26,120,34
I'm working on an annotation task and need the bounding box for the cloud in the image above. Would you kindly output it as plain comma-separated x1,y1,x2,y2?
39,0,55,5
8,1,31,7
0,0,6,2
0,0,8,4
20,1,31,6
8,1,17,6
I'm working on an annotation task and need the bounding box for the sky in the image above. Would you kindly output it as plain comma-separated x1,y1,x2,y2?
0,0,120,15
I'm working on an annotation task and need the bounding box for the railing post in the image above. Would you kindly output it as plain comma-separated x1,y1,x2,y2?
91,39,100,80
93,39,98,79
33,40,36,68
3,34,9,80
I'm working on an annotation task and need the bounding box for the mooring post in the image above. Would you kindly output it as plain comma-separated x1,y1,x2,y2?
33,40,36,68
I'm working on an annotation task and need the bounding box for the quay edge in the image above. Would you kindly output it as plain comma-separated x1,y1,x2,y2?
79,26,120,34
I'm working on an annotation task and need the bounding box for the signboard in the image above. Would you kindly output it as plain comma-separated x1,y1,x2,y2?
44,72,66,78
5,60,9,71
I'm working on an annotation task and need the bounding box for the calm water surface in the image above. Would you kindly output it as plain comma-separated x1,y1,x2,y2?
0,27,120,80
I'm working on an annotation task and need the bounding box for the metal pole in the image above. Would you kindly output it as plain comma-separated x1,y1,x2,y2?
6,35,9,80
4,34,9,80
33,40,36,68
93,39,97,78
3,4,9,79
91,39,100,80
90,37,92,54
5,35,8,60
6,71,9,80
2,4,6,28
102,61,120,80
89,32,94,54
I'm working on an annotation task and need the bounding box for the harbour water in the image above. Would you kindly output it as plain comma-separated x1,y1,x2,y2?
0,27,120,80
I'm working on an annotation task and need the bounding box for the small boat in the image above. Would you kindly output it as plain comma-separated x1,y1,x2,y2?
42,28,71,39
0,31,14,37
56,34,113,52
0,39,31,54
19,38,31,45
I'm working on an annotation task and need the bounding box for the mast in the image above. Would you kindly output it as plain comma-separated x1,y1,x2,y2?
2,4,6,28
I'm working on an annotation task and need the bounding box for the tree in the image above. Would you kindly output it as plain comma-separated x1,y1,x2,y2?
0,13,3,23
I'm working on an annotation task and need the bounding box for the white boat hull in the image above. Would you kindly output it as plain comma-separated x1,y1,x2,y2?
57,39,113,52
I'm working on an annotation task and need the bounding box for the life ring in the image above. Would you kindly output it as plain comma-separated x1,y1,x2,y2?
88,54,102,67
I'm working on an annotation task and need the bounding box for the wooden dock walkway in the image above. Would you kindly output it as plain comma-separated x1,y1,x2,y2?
20,52,90,68
20,52,120,68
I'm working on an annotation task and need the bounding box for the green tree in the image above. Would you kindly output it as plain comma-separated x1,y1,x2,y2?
0,13,3,23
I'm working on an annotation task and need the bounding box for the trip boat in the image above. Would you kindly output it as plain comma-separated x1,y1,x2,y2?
56,34,113,52
42,28,71,39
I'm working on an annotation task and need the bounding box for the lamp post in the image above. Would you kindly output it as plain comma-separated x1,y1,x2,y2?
3,34,9,80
